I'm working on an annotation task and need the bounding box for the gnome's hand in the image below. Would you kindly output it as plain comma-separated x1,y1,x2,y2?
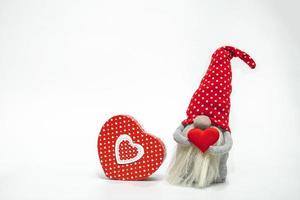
173,124,191,146
207,131,233,155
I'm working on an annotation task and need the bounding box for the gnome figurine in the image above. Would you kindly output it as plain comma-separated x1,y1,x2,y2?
167,46,256,188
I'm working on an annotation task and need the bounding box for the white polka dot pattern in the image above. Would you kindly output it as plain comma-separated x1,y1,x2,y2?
182,46,256,131
119,141,139,161
98,115,166,181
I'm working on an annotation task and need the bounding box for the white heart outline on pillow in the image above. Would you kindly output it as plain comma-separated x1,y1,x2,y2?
115,134,144,165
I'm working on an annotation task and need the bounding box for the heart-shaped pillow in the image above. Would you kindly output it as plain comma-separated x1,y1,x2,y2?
98,115,166,181
187,127,220,153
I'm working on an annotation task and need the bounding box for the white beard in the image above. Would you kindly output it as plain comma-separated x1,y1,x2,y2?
167,127,224,188
167,145,221,187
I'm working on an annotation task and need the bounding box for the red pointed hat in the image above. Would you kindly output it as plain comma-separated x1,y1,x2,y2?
182,46,256,132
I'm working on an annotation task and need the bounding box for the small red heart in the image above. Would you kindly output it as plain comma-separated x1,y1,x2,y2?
119,140,139,161
98,115,166,181
187,128,220,153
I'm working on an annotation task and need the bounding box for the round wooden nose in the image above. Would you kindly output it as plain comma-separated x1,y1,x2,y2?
193,115,211,130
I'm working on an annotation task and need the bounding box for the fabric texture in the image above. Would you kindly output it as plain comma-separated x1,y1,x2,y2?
182,46,256,131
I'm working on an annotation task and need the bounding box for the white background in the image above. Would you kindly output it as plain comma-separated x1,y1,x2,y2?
1,0,300,199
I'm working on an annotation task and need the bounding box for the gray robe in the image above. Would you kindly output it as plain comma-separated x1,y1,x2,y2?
173,124,233,182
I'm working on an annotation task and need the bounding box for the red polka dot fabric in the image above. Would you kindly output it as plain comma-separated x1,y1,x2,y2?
182,46,256,132
98,115,166,181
